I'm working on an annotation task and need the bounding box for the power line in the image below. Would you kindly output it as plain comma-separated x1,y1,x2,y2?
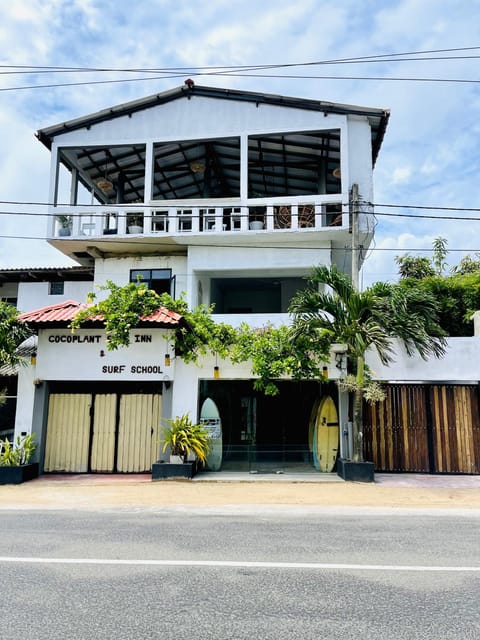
2,199,480,214
1,207,480,223
2,45,480,92
2,45,479,74
3,71,479,92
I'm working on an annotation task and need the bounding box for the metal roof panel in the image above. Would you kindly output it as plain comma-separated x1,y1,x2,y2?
19,300,181,327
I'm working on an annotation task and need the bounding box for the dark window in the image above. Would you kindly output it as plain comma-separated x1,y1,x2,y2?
49,282,64,295
130,269,175,296
210,277,307,314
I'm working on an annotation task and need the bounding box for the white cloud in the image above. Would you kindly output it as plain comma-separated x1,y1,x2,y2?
391,167,412,185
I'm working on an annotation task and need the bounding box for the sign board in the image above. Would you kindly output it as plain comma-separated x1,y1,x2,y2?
36,328,174,381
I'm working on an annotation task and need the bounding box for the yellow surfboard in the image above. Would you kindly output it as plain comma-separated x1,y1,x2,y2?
313,396,339,472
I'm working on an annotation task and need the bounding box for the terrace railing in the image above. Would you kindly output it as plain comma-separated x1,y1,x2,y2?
50,197,350,239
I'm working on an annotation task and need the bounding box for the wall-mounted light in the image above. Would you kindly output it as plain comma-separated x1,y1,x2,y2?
322,366,328,378
30,351,37,366
164,354,171,367
214,366,220,379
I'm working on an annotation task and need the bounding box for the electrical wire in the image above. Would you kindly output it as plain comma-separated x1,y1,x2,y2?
2,71,479,92
1,45,479,74
1,206,480,223
2,45,480,91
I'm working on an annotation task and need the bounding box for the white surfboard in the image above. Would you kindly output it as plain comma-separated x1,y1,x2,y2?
200,397,223,471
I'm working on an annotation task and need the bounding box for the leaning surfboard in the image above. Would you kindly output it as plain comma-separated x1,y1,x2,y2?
199,397,223,471
313,395,339,472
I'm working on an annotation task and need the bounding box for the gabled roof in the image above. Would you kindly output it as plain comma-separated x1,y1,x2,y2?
36,83,390,164
19,299,182,328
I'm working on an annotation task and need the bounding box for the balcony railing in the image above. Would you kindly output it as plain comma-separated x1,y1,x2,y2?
50,198,348,239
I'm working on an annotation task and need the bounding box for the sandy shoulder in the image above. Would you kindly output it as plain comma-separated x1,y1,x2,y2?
1,480,479,510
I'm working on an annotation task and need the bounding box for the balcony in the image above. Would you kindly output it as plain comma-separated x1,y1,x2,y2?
51,198,347,240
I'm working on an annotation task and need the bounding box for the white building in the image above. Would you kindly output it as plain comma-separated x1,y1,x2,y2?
14,83,394,475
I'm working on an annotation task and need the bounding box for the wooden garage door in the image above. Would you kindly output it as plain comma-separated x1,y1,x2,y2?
117,394,162,472
430,385,480,474
45,392,162,473
364,384,480,474
364,384,429,472
90,394,117,473
44,394,92,472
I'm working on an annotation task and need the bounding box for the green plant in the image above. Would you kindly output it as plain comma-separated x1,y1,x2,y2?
0,301,32,369
70,281,329,395
56,215,72,228
127,213,143,227
0,433,36,466
161,414,210,464
395,254,435,279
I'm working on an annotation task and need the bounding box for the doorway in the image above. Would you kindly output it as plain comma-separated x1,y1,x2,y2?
199,379,337,473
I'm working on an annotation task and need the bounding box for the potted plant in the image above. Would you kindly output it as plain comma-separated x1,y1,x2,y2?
0,433,38,484
248,206,265,230
56,215,72,236
152,414,210,480
127,213,144,234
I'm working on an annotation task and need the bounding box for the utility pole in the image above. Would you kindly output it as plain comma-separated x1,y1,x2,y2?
351,183,359,291
350,182,363,461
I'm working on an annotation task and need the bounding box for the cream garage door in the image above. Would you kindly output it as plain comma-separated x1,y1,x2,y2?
117,394,162,472
45,392,162,473
90,394,117,473
44,394,92,473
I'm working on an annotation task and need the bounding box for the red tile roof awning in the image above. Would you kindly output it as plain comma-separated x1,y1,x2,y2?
19,300,182,327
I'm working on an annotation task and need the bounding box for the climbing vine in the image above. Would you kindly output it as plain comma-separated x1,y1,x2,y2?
70,280,331,395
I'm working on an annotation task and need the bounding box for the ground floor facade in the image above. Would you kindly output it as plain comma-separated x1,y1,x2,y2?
10,326,480,476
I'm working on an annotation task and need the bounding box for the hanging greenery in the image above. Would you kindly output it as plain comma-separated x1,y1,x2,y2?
69,280,331,396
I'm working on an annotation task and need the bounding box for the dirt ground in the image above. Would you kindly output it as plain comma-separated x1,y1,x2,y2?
1,474,480,510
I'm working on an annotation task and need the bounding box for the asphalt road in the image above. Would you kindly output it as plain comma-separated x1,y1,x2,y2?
1,509,479,640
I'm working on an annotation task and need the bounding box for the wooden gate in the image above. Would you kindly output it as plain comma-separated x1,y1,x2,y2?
364,384,480,474
45,394,92,472
117,394,161,472
90,394,117,472
44,392,162,473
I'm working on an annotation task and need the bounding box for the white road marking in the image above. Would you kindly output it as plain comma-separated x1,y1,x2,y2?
0,557,479,571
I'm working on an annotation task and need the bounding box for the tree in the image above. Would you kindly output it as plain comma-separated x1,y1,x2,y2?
451,253,480,275
0,301,31,369
289,265,446,462
432,236,448,276
395,255,435,280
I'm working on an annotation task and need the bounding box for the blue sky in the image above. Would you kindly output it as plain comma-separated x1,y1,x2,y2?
1,0,479,286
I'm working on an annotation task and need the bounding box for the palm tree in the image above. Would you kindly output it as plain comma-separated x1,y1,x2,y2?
289,265,447,462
